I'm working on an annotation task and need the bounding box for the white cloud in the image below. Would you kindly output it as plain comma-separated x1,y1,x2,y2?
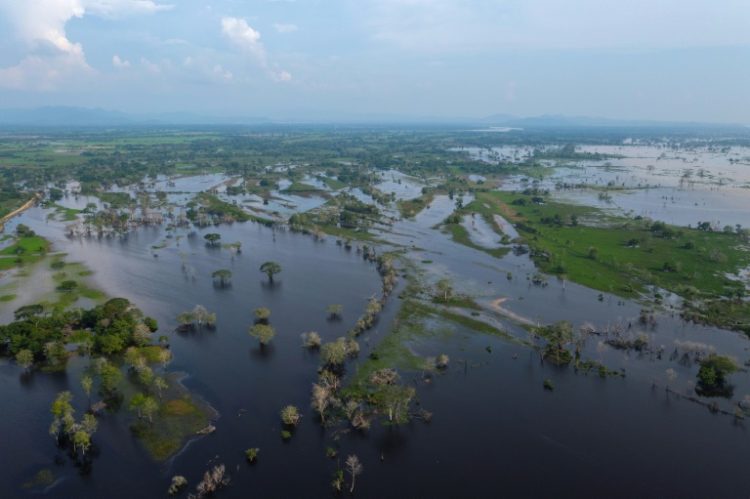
273,23,298,34
221,16,291,82
362,0,750,53
0,0,171,89
112,54,131,68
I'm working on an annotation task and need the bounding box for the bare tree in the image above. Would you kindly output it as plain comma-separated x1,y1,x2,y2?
345,454,363,493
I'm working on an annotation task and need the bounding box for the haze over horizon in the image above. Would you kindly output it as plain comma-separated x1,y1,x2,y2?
0,0,748,124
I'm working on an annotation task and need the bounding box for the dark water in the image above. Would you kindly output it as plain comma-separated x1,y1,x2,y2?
2,203,750,498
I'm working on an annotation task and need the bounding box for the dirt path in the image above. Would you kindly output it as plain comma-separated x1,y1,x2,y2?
488,297,536,327
0,193,41,232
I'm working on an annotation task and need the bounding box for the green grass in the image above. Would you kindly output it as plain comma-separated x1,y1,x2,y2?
51,204,81,221
0,293,16,302
131,395,211,461
194,193,251,222
320,176,346,190
397,192,434,218
282,182,323,194
443,222,510,258
484,191,750,298
0,236,49,270
431,294,481,310
472,190,750,333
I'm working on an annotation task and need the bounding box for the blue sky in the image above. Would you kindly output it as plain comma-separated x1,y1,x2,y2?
0,0,748,122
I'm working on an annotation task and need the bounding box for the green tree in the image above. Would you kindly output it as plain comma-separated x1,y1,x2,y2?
204,233,221,247
254,307,271,321
249,324,276,345
81,375,93,405
696,354,738,397
326,304,343,320
15,349,34,371
259,261,282,282
212,269,233,287
280,405,301,426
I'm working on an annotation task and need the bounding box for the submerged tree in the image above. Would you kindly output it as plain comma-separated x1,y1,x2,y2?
345,455,363,493
435,278,453,302
15,349,34,372
249,324,276,346
259,261,282,282
280,405,301,426
254,307,271,322
326,304,343,320
301,331,322,349
696,354,738,398
204,233,221,247
211,269,232,287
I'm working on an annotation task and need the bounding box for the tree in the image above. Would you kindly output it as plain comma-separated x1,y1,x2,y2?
254,307,271,322
249,324,275,345
326,304,343,320
301,331,321,349
73,430,91,457
321,338,348,367
153,377,168,400
280,405,301,426
212,269,232,287
204,233,221,247
345,455,363,493
311,383,332,424
142,396,159,423
97,360,123,395
435,279,453,302
14,303,44,320
696,354,738,397
16,349,34,371
81,375,93,405
259,261,282,282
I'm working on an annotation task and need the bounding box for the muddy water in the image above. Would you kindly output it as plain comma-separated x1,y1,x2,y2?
2,183,750,497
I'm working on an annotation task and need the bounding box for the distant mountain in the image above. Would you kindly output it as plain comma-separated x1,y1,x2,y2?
0,107,271,126
0,106,743,128
0,106,133,126
479,113,744,129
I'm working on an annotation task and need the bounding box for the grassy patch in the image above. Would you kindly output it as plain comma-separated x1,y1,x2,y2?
397,192,434,219
0,293,16,302
131,395,211,461
443,222,510,258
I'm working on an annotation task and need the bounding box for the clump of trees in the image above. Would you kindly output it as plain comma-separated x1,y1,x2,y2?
191,464,229,499
535,321,575,365
49,391,99,461
0,298,159,365
321,337,359,368
177,305,217,331
348,297,383,337
696,354,738,398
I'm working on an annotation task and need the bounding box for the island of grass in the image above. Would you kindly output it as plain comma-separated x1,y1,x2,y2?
0,226,49,271
466,190,750,333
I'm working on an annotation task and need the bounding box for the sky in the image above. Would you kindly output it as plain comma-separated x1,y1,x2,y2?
0,0,748,123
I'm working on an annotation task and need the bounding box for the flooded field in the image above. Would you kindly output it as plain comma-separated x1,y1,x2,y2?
1,129,750,498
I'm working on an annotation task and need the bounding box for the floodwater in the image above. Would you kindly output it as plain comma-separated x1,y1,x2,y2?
467,144,750,228
2,173,750,497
